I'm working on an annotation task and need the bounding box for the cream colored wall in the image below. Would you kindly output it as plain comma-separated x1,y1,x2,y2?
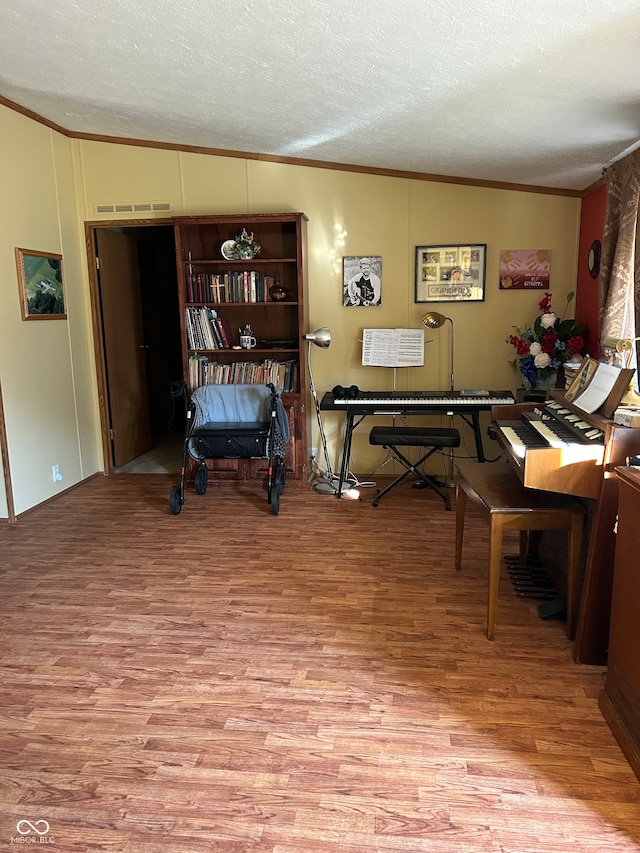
0,105,101,518
0,109,581,517
78,144,579,476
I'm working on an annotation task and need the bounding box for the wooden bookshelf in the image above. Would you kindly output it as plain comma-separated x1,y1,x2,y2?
174,212,308,482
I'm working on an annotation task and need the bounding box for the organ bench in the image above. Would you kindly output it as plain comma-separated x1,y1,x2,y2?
454,460,586,640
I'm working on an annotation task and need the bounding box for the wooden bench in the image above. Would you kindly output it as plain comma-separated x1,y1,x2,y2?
455,460,586,640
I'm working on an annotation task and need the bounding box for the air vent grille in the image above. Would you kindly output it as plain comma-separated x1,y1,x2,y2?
94,201,172,215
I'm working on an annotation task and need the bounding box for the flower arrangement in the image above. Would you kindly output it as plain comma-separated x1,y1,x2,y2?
506,291,587,389
232,228,261,260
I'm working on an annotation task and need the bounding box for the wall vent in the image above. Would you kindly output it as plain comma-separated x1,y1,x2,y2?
94,201,172,215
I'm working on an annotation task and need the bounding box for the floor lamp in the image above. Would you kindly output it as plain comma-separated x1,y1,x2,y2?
421,311,455,485
304,328,353,496
421,311,454,392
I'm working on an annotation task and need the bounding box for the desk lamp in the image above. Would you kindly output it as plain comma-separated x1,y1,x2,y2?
602,336,640,407
422,311,455,391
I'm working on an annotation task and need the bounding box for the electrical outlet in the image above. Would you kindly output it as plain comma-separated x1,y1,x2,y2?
52,464,62,483
311,446,318,459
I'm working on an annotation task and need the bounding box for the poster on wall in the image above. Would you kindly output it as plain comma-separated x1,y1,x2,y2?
343,256,382,306
499,249,550,290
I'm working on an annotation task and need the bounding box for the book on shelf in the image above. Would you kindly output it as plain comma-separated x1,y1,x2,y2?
185,271,278,304
208,311,224,349
215,315,234,348
187,356,299,393
200,308,215,350
186,307,204,350
185,307,223,350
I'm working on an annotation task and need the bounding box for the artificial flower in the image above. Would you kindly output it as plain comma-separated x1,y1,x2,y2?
229,227,261,259
506,291,587,388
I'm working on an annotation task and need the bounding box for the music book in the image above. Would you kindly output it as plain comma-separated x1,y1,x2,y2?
362,328,424,367
567,357,635,417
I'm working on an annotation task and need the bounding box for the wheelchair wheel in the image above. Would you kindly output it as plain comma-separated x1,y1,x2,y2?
275,462,286,494
270,463,286,515
194,463,208,495
169,484,183,515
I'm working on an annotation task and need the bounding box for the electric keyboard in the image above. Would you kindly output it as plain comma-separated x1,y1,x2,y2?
321,389,515,413
320,389,515,494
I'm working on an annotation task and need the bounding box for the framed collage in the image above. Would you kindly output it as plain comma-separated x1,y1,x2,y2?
415,243,486,303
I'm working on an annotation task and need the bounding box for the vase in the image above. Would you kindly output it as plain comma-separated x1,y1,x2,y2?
521,369,558,392
238,247,256,260
268,281,288,301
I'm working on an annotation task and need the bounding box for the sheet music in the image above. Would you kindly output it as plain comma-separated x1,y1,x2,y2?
572,361,622,413
362,328,424,367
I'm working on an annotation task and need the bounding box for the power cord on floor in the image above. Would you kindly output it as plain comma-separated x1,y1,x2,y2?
309,453,376,493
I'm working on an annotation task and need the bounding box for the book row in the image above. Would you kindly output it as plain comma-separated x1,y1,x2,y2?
186,271,276,303
188,355,299,393
185,307,236,350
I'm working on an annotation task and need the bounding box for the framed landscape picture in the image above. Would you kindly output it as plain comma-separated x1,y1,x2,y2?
16,247,66,320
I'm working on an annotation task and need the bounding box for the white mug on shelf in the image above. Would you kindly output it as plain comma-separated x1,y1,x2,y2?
240,334,257,349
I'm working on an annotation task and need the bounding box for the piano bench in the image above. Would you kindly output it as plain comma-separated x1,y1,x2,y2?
369,426,460,510
454,460,586,641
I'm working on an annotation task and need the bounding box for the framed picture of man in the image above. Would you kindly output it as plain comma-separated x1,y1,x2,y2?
343,256,382,307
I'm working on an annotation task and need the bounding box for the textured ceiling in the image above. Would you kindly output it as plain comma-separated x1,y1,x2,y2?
2,0,640,191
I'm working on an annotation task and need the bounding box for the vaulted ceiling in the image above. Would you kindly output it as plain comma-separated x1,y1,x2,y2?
2,0,640,192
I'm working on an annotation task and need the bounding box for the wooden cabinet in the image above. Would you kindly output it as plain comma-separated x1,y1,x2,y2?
174,212,308,482
599,466,640,781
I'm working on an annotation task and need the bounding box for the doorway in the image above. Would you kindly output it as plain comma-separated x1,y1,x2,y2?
86,220,185,474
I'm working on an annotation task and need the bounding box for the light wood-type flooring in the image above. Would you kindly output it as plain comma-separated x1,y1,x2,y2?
1,474,639,852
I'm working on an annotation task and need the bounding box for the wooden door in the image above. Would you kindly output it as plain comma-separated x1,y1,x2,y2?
97,229,151,466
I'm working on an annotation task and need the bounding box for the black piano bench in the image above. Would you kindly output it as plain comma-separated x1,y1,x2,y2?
369,425,460,510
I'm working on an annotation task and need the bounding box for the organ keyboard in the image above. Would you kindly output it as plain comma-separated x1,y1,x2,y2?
492,389,640,664
492,392,629,499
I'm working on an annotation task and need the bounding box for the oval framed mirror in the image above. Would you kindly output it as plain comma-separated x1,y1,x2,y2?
588,239,601,279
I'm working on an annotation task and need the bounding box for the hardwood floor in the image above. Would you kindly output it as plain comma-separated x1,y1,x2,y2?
1,474,639,852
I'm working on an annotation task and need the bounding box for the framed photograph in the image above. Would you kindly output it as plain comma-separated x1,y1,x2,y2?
16,247,66,320
564,356,599,403
343,256,382,307
415,244,486,303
